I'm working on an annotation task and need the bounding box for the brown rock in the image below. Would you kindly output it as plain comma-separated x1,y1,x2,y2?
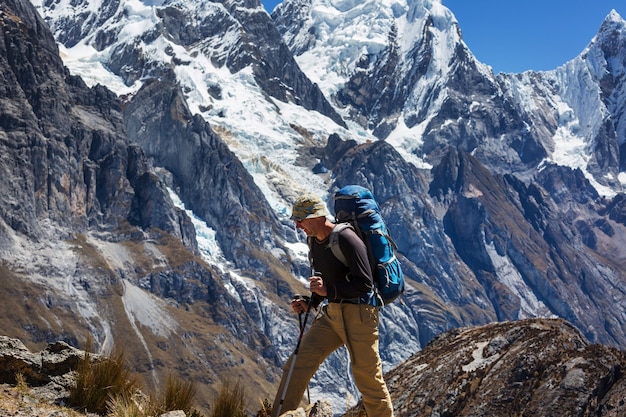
381,318,626,416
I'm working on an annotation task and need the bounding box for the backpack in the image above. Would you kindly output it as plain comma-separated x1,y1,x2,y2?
329,185,405,306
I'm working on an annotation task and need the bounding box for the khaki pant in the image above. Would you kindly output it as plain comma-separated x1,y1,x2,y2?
271,303,394,417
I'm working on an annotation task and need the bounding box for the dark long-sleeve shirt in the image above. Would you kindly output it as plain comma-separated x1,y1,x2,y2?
309,226,373,301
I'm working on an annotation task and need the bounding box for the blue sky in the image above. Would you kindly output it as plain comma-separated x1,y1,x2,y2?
261,1,626,74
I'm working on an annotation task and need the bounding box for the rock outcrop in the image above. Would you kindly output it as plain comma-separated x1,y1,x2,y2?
0,0,193,243
123,78,285,271
0,335,86,404
379,318,626,417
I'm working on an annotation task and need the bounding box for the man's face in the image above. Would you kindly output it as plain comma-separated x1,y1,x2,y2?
295,217,317,236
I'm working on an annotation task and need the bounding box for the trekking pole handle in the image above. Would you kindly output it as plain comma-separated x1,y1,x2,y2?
309,271,326,301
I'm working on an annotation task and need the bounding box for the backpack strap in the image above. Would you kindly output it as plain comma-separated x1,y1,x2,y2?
306,236,315,273
328,222,381,306
327,223,353,266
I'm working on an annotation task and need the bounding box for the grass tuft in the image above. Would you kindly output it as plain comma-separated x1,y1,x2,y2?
68,339,278,416
210,379,247,417
106,394,147,417
67,339,207,416
68,341,141,415
163,374,198,415
14,372,27,393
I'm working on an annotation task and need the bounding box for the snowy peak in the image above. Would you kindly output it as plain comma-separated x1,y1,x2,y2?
5,0,626,414
528,9,626,189
601,9,625,30
273,0,463,96
34,0,343,121
584,9,626,81
277,0,626,192
274,0,498,161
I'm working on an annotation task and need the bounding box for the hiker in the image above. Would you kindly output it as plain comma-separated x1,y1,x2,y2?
271,193,394,417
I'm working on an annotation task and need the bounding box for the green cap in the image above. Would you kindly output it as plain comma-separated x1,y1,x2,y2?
290,193,330,221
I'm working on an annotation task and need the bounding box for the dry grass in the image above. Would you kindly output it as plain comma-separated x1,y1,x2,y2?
0,383,86,417
162,374,198,415
68,344,141,415
210,379,247,417
67,341,207,417
13,373,27,394
0,264,92,353
0,371,274,417
68,234,116,276
256,398,272,417
107,394,153,417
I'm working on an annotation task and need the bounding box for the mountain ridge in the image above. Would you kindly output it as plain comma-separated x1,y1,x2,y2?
1,0,626,414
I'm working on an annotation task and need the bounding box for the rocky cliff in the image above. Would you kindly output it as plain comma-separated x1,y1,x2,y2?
2,0,626,415
0,0,192,241
0,0,287,411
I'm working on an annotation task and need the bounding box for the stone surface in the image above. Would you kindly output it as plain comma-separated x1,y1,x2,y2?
376,318,626,417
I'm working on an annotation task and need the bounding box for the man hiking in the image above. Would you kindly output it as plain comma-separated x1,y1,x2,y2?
271,193,394,417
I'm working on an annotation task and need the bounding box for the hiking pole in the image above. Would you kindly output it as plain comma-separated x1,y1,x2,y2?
275,292,314,416
298,305,311,405
302,270,321,405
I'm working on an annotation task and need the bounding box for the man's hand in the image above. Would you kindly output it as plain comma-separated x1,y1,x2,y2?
309,274,327,297
291,296,309,314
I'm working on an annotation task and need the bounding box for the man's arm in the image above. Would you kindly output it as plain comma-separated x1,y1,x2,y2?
337,229,374,296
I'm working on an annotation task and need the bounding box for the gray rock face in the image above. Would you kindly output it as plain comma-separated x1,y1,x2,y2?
0,4,278,410
323,138,496,348
324,136,626,349
429,148,625,347
3,0,626,414
0,0,192,242
0,335,86,400
122,78,288,270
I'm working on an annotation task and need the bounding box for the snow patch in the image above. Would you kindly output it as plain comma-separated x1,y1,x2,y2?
167,188,227,266
462,341,498,372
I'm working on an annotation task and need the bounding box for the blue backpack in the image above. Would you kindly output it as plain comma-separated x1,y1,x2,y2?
329,185,405,305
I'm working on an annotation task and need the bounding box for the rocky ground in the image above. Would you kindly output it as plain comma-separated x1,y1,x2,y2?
3,318,626,417
382,318,626,416
0,382,330,417
0,383,89,417
0,334,331,417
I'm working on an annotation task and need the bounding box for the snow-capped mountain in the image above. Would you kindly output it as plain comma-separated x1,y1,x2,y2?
2,0,626,414
274,0,626,190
